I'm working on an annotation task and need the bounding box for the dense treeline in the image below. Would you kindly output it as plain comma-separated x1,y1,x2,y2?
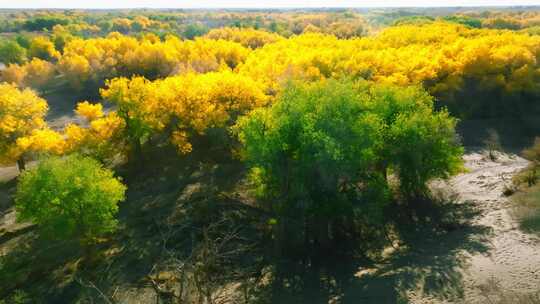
0,20,538,174
239,23,540,118
1,8,539,37
1,22,539,118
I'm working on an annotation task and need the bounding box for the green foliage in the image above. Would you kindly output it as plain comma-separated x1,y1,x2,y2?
393,15,434,26
236,79,385,216
235,79,462,255
237,79,463,211
235,79,392,253
0,40,26,64
442,16,482,28
183,23,209,40
23,16,70,31
15,154,126,242
523,26,540,35
364,84,463,198
0,289,32,304
482,17,522,30
52,31,73,51
15,35,31,49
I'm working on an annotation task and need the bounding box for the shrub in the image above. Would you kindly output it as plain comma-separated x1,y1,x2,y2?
15,154,126,243
483,128,502,161
523,137,540,164
517,137,540,187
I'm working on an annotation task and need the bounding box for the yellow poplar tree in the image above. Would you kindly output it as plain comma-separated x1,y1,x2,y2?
0,83,62,171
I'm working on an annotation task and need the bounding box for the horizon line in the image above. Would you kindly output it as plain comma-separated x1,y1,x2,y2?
2,5,540,9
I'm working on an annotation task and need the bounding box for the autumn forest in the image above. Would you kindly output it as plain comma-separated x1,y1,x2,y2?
1,6,540,304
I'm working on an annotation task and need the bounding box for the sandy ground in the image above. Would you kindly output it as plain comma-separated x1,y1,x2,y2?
409,152,538,303
454,152,539,302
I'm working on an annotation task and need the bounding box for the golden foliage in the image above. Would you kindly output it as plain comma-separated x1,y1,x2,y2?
64,112,125,161
238,22,540,97
1,63,27,86
0,83,61,165
57,33,251,90
28,36,60,61
75,101,104,121
97,70,267,154
204,27,283,48
23,58,56,88
16,128,65,155
1,58,55,88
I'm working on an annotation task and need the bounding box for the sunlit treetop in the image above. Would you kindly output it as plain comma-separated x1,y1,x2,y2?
0,83,63,167
239,22,540,97
204,27,283,48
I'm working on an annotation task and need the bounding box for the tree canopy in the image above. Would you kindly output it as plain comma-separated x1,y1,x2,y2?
15,154,126,242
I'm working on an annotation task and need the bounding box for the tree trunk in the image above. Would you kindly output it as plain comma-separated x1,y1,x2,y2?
128,137,144,170
124,114,144,169
17,157,26,172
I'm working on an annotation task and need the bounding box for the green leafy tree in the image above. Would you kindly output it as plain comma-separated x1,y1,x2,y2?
15,35,31,49
23,16,70,31
235,79,387,252
183,23,209,40
235,80,463,255
15,154,126,243
0,40,26,64
364,84,463,199
442,15,482,28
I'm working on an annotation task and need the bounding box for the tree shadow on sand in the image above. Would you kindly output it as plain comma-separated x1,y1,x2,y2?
0,140,253,303
264,196,492,304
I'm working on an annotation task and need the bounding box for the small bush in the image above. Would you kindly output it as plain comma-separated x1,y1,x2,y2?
523,137,540,164
514,138,540,188
15,154,126,243
483,128,502,161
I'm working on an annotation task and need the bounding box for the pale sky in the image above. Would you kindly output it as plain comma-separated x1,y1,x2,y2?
0,0,539,9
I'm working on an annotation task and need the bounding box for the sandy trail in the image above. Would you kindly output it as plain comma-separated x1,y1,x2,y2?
411,152,539,303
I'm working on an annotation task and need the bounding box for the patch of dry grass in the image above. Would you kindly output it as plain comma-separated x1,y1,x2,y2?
512,184,540,234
